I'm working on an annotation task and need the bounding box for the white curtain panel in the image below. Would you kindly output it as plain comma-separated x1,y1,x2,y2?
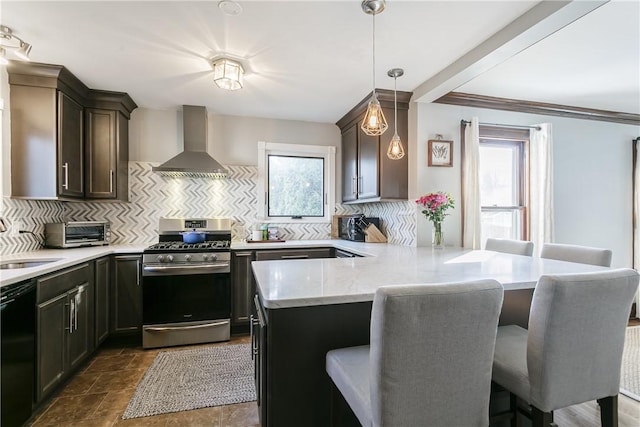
463,117,481,249
634,139,640,311
529,123,555,256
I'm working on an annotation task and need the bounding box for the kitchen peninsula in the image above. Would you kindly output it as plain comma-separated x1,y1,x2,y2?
251,245,610,427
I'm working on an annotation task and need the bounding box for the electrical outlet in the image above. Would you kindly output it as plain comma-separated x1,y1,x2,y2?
11,220,23,237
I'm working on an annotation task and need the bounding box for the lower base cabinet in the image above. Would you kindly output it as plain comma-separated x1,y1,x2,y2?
94,257,110,347
110,255,142,335
232,247,333,332
36,263,94,403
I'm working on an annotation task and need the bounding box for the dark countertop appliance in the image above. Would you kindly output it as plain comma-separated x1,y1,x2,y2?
142,217,232,349
338,215,380,242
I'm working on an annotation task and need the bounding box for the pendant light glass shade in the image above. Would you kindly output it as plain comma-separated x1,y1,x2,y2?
211,57,244,90
386,67,405,160
361,0,387,137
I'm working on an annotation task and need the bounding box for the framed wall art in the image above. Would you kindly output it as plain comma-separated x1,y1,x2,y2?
427,139,453,167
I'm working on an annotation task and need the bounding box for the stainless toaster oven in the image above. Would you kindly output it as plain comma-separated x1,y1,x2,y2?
45,221,110,248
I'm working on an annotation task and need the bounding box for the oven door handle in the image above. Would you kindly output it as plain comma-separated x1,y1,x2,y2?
142,262,229,273
145,320,229,332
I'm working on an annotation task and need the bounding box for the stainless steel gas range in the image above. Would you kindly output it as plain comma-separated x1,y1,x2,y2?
142,217,232,349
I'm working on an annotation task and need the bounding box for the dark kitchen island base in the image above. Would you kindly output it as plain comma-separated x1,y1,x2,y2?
255,289,533,427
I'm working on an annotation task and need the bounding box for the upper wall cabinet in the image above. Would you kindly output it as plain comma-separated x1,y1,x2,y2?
85,91,136,201
8,62,137,201
336,89,412,204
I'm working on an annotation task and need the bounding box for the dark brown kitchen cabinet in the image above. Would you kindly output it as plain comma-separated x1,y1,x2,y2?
341,125,358,202
232,251,256,329
254,248,333,261
36,263,94,403
58,91,85,197
336,89,412,203
110,255,142,335
85,91,135,201
7,62,136,201
8,63,87,200
94,256,110,346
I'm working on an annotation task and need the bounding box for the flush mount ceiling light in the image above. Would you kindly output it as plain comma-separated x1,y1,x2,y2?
386,68,405,160
218,0,243,16
0,25,32,63
360,0,388,137
210,57,244,90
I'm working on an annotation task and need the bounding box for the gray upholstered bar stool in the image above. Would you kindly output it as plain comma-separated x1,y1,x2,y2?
485,238,534,256
326,280,504,427
492,268,639,427
540,242,612,267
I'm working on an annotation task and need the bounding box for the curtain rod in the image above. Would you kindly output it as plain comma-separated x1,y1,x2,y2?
460,120,541,131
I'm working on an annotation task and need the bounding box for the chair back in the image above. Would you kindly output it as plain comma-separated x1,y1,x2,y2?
527,268,639,412
540,242,612,267
486,238,534,256
369,280,504,427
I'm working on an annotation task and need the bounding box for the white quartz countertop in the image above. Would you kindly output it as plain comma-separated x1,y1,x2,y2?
0,244,149,288
251,245,610,309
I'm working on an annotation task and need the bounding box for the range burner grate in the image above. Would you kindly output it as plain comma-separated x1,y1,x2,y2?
146,240,231,251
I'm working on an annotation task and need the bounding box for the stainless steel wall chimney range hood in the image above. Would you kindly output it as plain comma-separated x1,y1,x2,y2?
152,105,228,178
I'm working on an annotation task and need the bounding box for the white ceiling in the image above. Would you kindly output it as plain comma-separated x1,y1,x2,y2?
2,1,638,123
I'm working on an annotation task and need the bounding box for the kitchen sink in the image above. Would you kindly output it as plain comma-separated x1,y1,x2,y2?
0,259,62,270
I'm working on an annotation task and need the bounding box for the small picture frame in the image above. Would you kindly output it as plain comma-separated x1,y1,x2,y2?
427,139,453,167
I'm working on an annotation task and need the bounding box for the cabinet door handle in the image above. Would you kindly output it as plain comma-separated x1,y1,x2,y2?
65,302,72,332
136,259,141,286
352,177,357,195
74,293,79,331
280,255,309,259
62,162,69,190
69,299,75,334
109,170,114,193
358,176,363,194
250,315,259,360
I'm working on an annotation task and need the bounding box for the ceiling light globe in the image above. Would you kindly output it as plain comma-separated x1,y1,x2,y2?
212,58,244,91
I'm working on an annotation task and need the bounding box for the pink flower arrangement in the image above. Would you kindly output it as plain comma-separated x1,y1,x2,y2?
415,192,455,225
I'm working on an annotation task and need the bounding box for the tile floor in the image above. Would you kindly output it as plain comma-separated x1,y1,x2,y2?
27,336,257,427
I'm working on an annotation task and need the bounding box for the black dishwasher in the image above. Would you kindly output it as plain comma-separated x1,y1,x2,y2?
1,280,36,427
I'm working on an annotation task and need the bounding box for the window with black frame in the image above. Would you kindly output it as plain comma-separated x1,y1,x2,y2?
267,154,325,218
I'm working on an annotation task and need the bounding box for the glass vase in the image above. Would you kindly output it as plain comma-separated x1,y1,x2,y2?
432,222,444,249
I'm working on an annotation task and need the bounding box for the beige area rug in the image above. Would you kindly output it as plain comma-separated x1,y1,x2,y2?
122,343,256,419
621,326,640,401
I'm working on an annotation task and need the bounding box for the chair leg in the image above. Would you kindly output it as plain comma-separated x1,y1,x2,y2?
597,395,618,427
531,406,553,427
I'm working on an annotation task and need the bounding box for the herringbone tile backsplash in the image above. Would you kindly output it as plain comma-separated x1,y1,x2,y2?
1,162,416,255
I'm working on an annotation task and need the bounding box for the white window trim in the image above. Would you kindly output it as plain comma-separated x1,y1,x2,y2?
257,141,335,224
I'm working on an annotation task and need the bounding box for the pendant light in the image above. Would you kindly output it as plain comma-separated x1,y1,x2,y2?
386,68,405,160
360,0,388,137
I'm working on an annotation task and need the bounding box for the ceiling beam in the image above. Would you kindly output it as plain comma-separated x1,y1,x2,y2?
412,0,609,104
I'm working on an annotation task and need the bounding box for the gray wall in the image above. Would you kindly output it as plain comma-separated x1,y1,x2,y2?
411,101,639,268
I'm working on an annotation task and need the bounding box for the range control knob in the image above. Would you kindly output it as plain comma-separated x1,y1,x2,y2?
203,253,218,262
185,254,192,262
157,255,165,263
166,255,174,263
